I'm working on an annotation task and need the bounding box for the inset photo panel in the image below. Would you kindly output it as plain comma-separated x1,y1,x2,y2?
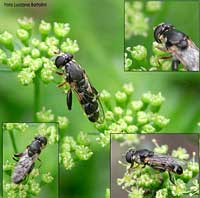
124,1,200,72
111,133,199,198
2,122,59,198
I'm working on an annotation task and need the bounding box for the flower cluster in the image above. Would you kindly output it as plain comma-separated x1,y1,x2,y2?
117,139,199,198
95,83,169,147
36,106,69,130
125,1,162,39
125,42,177,71
0,17,79,85
3,164,53,198
36,107,93,170
3,123,29,133
60,132,93,170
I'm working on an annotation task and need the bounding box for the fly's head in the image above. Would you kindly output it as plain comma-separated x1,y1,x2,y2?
154,23,174,43
125,149,136,163
55,53,73,68
35,135,47,148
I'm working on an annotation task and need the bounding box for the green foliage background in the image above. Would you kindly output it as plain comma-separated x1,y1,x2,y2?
0,0,200,197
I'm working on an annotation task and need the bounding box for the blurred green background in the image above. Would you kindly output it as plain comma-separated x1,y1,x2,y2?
3,123,58,198
0,0,200,197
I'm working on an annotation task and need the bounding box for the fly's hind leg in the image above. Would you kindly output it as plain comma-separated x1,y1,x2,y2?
168,171,176,185
172,59,180,71
66,89,72,110
37,158,42,169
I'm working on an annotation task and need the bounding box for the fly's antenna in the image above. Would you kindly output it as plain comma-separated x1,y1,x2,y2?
118,160,128,167
51,49,62,61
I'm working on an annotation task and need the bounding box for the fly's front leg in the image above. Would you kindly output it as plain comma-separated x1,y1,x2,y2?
157,55,172,66
168,171,175,185
66,89,72,110
56,71,64,76
128,162,134,173
57,81,67,88
13,152,24,161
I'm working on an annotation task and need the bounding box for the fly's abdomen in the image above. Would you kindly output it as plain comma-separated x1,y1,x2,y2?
84,101,99,122
12,155,35,184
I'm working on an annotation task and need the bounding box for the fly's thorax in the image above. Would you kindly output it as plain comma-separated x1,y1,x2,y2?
164,30,188,50
28,141,41,157
66,61,84,82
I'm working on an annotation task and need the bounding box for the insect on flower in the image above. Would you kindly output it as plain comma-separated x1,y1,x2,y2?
55,53,104,123
125,148,184,184
12,135,47,184
154,23,199,71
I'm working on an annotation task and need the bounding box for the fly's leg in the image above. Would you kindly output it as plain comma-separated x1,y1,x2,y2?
172,59,180,71
66,89,72,110
13,157,19,162
56,71,64,76
168,171,175,185
37,158,42,169
128,162,134,174
128,162,140,173
57,81,67,88
142,164,146,168
157,55,172,67
13,152,24,161
13,153,23,157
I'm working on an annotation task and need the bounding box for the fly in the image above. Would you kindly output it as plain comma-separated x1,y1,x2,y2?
12,135,47,184
125,148,184,184
55,53,104,123
154,23,199,71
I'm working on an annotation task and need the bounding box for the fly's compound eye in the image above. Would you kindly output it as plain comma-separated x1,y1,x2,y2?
154,23,174,43
125,149,135,163
55,56,66,68
174,165,183,175
35,136,47,146
55,53,74,68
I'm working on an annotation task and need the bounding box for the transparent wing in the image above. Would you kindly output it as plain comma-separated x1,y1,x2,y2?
12,151,38,183
147,153,186,167
173,39,199,71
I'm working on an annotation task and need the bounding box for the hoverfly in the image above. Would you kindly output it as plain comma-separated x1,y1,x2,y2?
12,135,47,184
154,23,199,71
125,148,184,184
55,53,104,123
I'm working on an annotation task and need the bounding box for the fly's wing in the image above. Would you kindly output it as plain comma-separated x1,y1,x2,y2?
173,40,199,71
145,154,185,172
12,151,38,184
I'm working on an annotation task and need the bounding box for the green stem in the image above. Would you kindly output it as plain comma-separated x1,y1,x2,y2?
34,73,40,121
9,130,18,153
